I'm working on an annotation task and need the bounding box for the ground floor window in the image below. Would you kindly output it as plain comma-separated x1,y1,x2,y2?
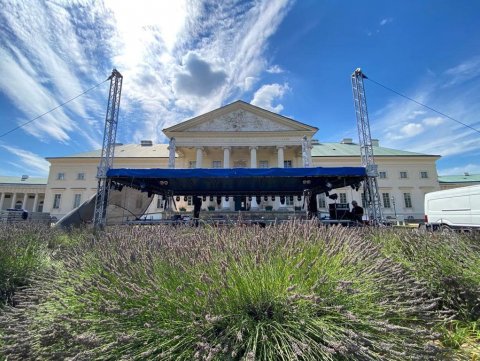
318,194,326,208
382,193,391,208
53,194,61,209
403,193,412,208
73,194,82,208
339,193,347,204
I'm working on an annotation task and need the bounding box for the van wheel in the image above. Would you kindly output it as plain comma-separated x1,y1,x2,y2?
439,224,452,232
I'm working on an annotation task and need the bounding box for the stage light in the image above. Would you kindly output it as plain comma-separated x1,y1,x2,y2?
256,196,261,203
176,196,180,201
202,196,206,201
289,196,294,202
210,196,214,201
280,196,285,204
264,196,268,201
297,195,302,201
272,196,275,201
184,196,187,201
248,196,252,201
226,196,229,201
328,193,338,200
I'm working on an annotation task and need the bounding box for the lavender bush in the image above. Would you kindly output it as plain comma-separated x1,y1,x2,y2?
1,222,455,360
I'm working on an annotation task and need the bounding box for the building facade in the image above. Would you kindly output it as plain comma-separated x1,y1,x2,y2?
0,176,47,212
40,101,441,221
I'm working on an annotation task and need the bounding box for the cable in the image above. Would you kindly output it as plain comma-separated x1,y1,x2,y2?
366,77,480,135
0,78,109,139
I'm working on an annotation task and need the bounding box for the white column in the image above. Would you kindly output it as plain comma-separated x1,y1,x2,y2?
33,193,39,212
196,147,204,168
11,193,17,209
223,146,231,168
222,147,231,209
277,146,285,168
0,193,5,210
22,193,28,210
249,146,259,210
276,146,285,209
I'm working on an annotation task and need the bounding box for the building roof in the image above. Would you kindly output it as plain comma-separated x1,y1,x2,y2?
438,174,480,184
311,142,439,157
0,176,47,185
47,144,171,159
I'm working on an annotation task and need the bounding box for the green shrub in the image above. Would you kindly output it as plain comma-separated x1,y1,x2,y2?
369,228,480,321
0,223,448,360
0,223,56,307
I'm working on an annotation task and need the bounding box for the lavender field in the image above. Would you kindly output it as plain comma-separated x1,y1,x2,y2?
0,223,479,360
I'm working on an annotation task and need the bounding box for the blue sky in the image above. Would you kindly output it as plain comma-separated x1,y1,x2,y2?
1,0,479,177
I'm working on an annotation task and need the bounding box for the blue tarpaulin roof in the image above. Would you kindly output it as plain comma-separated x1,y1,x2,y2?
107,167,366,196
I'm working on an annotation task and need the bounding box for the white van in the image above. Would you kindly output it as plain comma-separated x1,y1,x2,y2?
424,184,480,230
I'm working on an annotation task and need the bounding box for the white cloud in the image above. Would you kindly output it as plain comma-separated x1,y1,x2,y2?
438,163,480,176
251,83,289,113
422,117,445,126
400,123,424,137
266,65,284,74
380,18,393,26
443,56,480,87
369,58,480,161
1,145,50,176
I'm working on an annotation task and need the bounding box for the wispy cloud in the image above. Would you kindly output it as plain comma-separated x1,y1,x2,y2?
380,18,393,26
1,0,293,146
439,164,480,176
251,83,290,113
1,145,50,176
369,56,480,172
266,65,284,74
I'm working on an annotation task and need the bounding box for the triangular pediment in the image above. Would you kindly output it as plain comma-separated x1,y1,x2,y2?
163,101,317,135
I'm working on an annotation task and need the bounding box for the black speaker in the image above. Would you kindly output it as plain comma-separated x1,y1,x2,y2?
328,203,350,220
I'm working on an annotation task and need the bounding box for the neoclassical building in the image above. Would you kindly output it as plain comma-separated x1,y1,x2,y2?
0,175,47,212
40,101,441,221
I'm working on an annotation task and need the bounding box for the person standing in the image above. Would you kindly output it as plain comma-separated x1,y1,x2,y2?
350,201,364,223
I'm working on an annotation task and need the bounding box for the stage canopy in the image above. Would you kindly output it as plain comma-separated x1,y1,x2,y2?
107,167,366,196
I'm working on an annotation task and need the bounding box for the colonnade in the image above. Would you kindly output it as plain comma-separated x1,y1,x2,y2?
0,192,44,212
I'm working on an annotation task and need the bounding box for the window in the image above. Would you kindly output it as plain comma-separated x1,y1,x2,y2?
403,193,412,208
157,196,163,209
56,172,65,180
318,194,326,208
284,160,292,168
187,196,192,206
73,194,82,208
382,193,391,208
189,161,196,169
420,171,428,179
400,171,408,179
53,194,61,209
379,171,387,179
77,172,85,180
339,193,347,204
259,160,269,168
212,160,222,169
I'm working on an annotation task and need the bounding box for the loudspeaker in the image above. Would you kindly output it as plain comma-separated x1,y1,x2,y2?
329,203,350,220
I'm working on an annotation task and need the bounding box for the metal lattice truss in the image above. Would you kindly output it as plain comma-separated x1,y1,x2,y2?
351,68,383,224
93,69,123,229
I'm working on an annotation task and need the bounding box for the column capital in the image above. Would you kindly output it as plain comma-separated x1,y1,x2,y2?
195,146,204,151
222,146,231,150
249,146,258,151
276,145,285,150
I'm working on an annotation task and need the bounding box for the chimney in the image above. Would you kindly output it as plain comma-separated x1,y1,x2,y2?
340,138,353,144
371,139,379,147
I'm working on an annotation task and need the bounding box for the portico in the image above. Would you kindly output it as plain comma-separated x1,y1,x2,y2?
162,101,317,211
